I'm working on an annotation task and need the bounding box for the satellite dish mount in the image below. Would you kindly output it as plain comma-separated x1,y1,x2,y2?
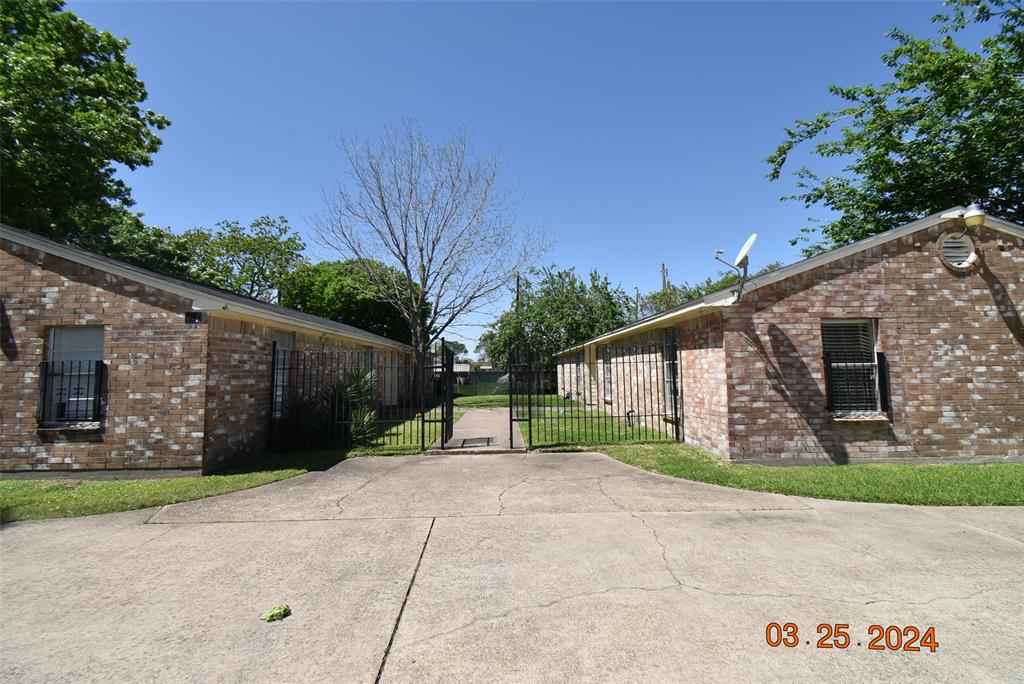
715,233,757,301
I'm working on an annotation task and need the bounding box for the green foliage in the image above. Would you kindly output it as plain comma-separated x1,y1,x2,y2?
348,408,378,445
477,267,631,367
640,262,783,316
181,216,306,302
107,215,191,276
259,605,291,622
767,0,1024,255
278,260,416,343
336,368,378,446
1,0,170,248
276,368,380,449
445,341,470,359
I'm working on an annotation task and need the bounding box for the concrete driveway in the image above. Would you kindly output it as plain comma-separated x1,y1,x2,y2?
1,451,1022,683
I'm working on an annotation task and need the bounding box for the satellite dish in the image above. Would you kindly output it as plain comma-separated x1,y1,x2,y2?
734,233,757,268
714,232,759,301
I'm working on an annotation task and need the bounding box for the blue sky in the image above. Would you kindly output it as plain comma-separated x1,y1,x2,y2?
69,0,970,350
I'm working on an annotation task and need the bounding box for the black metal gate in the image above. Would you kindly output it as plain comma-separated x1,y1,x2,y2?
269,339,455,452
508,344,533,449
507,339,682,450
422,339,455,449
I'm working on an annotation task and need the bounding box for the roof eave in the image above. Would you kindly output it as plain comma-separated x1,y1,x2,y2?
557,292,735,355
1,224,411,350
555,207,1024,356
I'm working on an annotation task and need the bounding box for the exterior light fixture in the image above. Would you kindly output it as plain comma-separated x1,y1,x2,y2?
963,202,986,228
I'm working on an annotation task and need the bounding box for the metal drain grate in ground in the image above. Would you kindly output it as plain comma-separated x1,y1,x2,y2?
460,437,493,448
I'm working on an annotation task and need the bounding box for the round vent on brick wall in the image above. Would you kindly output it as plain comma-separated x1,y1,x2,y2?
938,233,978,269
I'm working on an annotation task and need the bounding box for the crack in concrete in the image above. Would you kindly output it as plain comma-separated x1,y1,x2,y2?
496,475,532,515
597,477,684,584
115,525,177,557
632,513,684,586
390,577,1024,656
392,582,683,653
861,581,1024,606
375,517,435,683
596,476,627,512
334,462,407,518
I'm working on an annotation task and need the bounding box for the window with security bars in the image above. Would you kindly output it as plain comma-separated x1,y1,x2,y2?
272,331,295,415
601,345,612,402
821,320,890,414
576,351,586,403
663,329,679,418
38,326,106,423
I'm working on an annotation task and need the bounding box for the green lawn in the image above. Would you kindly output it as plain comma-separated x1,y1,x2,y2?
0,449,351,523
369,407,462,452
528,408,674,448
594,442,1024,506
0,411,463,523
454,381,500,397
455,394,575,408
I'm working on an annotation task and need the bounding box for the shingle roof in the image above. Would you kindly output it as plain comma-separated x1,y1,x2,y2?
558,207,1024,354
1,223,411,350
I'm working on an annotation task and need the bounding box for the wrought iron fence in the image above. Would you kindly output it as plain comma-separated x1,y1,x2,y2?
269,341,453,452
37,360,106,424
509,340,680,449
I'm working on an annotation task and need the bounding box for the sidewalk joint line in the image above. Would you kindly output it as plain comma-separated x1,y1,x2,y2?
375,516,435,683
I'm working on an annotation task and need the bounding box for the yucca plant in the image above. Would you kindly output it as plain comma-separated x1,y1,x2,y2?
329,367,379,447
349,407,379,445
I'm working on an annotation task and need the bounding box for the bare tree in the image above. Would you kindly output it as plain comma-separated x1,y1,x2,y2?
313,122,546,366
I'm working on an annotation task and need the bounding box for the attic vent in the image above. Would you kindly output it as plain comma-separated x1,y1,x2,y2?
939,233,977,269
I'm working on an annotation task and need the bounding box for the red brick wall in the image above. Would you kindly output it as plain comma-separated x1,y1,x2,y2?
674,313,729,455
605,333,667,428
201,316,369,471
723,220,1024,462
201,316,274,471
1,239,207,471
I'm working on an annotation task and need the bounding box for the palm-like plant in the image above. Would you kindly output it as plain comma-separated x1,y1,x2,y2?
331,367,379,446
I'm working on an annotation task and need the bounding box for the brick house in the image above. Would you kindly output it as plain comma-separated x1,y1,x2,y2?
1,224,412,473
556,208,1024,463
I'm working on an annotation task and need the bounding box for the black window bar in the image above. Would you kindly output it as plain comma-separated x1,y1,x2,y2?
37,360,106,423
823,351,890,413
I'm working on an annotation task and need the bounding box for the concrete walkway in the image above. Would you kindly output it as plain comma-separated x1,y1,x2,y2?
2,451,1022,682
436,407,524,451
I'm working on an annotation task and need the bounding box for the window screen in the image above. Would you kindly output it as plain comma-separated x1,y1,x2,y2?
821,320,879,413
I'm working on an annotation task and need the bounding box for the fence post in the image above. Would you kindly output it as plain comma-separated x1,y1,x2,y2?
508,343,514,448
527,357,533,450
267,341,278,449
440,338,447,450
419,345,426,452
